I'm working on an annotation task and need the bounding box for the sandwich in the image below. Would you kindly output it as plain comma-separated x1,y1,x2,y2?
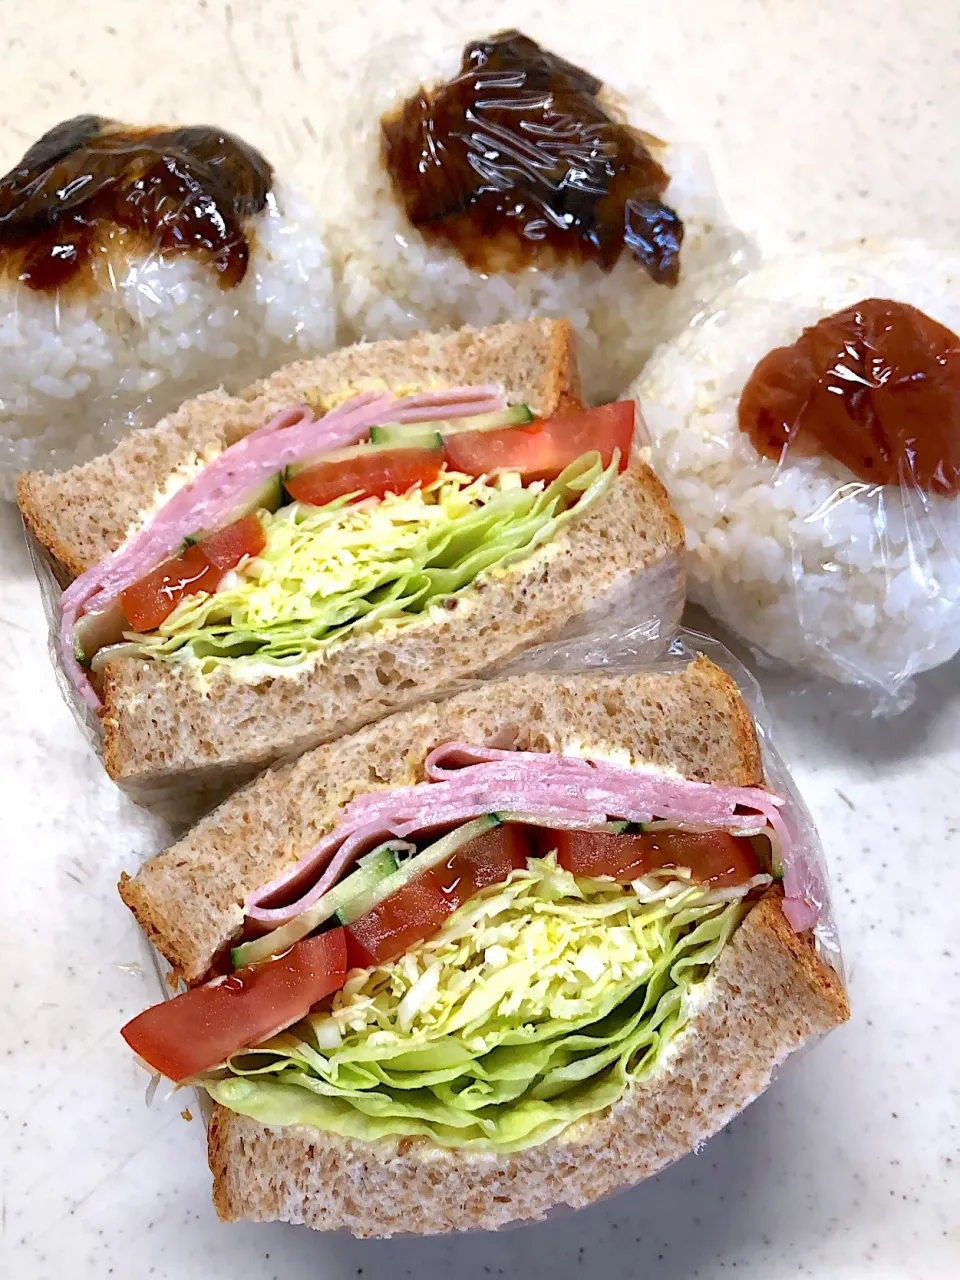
118,657,848,1236
18,318,683,803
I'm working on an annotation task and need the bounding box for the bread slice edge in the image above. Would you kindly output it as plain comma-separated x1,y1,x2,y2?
205,887,848,1235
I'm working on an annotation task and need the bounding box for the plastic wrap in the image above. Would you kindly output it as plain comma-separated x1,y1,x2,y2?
632,239,960,713
493,624,841,967
128,620,843,1239
325,29,752,403
25,518,103,746
23,447,685,819
0,115,336,499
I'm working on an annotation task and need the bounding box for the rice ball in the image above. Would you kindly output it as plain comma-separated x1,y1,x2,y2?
630,239,960,700
327,30,748,404
0,117,336,498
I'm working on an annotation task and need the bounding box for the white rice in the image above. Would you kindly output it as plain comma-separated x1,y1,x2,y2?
0,182,336,498
326,34,748,403
630,239,960,699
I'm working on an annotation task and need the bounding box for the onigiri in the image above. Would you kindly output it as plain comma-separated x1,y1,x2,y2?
631,238,960,703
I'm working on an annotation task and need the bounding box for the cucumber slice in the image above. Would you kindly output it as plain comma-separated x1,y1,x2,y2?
334,814,501,927
285,438,443,481
74,598,128,664
440,404,534,436
368,425,443,448
248,472,285,515
492,813,630,835
230,843,405,970
186,473,284,544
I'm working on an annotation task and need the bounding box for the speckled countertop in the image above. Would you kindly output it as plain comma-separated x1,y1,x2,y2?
1,2,958,1278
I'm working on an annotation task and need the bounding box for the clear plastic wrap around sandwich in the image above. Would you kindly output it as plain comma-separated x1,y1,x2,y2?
327,28,750,402
0,114,336,499
117,636,847,1237
18,318,685,811
632,239,960,710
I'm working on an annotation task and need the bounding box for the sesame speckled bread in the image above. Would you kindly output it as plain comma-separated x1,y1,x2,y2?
18,318,583,580
17,317,684,801
119,658,762,986
207,889,847,1236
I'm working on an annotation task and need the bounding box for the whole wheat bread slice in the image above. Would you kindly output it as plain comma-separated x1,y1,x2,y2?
116,658,845,1234
18,319,583,579
207,887,847,1236
18,317,683,801
102,464,682,800
119,657,762,987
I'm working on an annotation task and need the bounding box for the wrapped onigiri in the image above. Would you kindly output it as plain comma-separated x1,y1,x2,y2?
631,239,960,706
0,115,336,497
328,29,747,402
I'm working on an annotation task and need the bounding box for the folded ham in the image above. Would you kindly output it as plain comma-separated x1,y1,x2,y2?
244,745,824,934
59,386,506,710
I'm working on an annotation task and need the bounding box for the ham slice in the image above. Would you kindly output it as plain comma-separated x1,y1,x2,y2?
59,386,506,710
244,745,821,934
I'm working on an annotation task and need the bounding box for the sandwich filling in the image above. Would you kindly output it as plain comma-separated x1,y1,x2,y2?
91,454,611,678
122,744,823,1154
208,859,749,1152
60,392,634,709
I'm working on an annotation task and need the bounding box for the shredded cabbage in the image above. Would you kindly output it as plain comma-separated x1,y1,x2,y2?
203,858,749,1152
118,452,616,674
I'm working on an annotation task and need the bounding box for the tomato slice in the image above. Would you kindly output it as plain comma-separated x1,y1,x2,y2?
198,513,266,571
345,824,531,969
284,446,444,507
442,402,635,483
120,929,347,1082
433,823,530,901
549,828,763,888
117,514,265,633
119,543,223,632
345,873,449,970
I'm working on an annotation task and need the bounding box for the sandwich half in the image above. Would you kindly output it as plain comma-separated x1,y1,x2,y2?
18,319,682,802
119,657,848,1236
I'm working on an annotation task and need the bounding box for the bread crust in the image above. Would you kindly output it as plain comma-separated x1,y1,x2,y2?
205,888,848,1236
119,658,760,986
17,319,582,579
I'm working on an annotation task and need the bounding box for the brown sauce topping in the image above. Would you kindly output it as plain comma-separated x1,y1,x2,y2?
0,115,273,294
381,30,683,283
738,298,960,496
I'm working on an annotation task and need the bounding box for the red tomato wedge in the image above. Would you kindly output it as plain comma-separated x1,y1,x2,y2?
197,513,266,571
433,823,530,901
120,543,223,632
442,402,635,483
284,446,444,507
120,929,347,1082
118,515,265,632
548,827,763,888
345,874,450,971
345,824,530,970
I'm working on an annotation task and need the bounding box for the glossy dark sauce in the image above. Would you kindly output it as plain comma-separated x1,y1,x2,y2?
739,298,960,496
381,30,683,283
0,115,273,294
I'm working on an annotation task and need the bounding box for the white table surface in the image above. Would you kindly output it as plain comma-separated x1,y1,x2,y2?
1,3,958,1277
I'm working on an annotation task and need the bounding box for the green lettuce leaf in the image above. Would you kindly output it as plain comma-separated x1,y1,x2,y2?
203,859,748,1153
119,452,616,675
